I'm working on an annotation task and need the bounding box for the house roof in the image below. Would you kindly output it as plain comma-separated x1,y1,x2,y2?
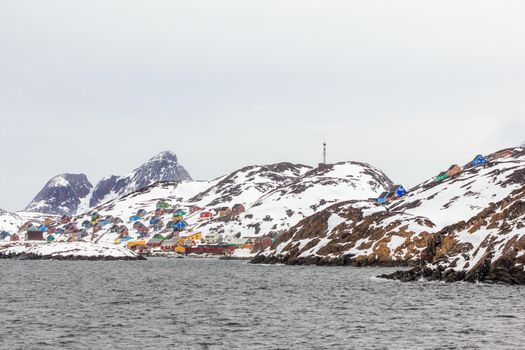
378,191,389,198
448,164,460,171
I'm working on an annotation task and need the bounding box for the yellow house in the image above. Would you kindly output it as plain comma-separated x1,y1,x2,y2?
114,238,122,245
188,232,202,241
127,240,146,250
175,246,186,254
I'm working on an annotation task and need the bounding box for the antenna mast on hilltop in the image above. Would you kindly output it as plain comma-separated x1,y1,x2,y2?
323,142,327,164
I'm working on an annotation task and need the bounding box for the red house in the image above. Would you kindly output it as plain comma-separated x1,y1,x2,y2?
10,234,20,241
190,205,203,214
232,204,246,215
200,211,213,219
26,230,44,241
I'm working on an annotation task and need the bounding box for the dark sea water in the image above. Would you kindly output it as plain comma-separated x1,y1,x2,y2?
1,258,524,350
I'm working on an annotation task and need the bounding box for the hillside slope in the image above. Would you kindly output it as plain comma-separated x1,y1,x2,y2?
253,146,525,283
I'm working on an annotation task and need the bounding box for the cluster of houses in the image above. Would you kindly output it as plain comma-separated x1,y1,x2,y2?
435,148,515,182
1,200,259,257
376,185,407,204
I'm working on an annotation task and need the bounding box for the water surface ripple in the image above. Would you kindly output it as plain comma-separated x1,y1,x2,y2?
1,258,524,349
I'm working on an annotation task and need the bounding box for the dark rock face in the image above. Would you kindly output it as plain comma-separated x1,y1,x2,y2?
26,151,192,214
89,151,192,207
25,174,93,216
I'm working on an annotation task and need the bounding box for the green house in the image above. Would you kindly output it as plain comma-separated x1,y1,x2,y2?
436,171,449,181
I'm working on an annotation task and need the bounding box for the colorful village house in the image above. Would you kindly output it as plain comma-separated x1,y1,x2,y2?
137,209,148,218
82,220,94,229
26,230,44,241
470,154,488,168
127,239,147,251
118,225,129,237
447,164,462,177
0,231,11,240
156,200,171,209
147,234,164,248
10,233,20,241
204,231,221,244
489,148,514,161
436,171,449,181
189,205,203,214
376,192,390,204
232,204,246,215
47,235,55,242
219,207,231,217
60,215,71,224
174,209,187,217
173,220,188,231
161,238,178,252
154,208,166,217
175,245,186,254
200,211,213,220
44,218,55,227
129,215,141,222
389,185,407,200
39,225,48,232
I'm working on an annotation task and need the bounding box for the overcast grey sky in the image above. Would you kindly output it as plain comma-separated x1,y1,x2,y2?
1,0,525,211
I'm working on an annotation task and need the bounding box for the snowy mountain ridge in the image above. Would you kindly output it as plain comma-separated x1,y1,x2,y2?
25,151,192,216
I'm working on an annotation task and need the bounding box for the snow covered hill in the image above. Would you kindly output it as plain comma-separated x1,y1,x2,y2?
89,151,192,207
55,160,393,246
253,145,525,283
25,151,192,215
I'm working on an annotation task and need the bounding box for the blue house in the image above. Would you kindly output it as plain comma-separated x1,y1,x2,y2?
150,217,160,225
174,221,188,231
0,231,11,240
39,225,48,232
390,185,407,198
129,215,141,222
471,154,488,168
376,192,390,204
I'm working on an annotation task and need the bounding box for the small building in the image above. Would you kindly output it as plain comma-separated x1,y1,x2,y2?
137,209,148,217
156,200,171,209
232,204,246,215
436,171,449,181
147,234,165,248
93,223,103,234
204,231,221,244
389,185,407,200
118,225,129,237
470,154,488,168
175,245,186,254
46,235,55,242
489,148,514,161
447,164,462,177
174,209,187,217
149,217,160,226
189,205,203,214
81,220,93,229
43,218,55,227
219,207,231,217
376,192,390,204
26,230,44,241
0,231,11,240
161,238,178,252
10,233,20,241
39,225,48,232
154,208,166,217
127,239,147,251
174,220,188,231
60,215,71,224
200,211,213,219
129,215,141,222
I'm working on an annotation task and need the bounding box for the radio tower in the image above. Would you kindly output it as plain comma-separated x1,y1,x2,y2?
323,142,326,164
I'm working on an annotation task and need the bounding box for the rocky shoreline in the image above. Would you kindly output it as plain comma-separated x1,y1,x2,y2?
0,242,146,261
0,251,146,261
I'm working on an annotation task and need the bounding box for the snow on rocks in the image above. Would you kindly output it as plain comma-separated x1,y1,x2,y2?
0,241,145,260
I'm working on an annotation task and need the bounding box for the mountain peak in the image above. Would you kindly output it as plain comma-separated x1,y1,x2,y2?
26,173,93,215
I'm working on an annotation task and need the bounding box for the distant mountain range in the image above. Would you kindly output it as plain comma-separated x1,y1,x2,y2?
25,151,192,215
